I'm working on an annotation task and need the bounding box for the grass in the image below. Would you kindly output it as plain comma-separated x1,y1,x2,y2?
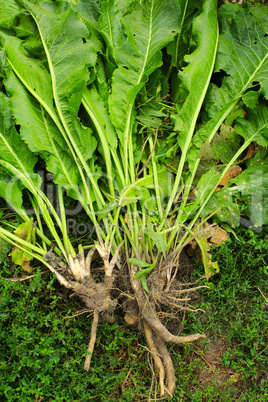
173,225,268,401
0,225,267,401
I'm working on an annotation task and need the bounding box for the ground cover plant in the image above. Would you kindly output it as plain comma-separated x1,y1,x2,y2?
0,226,267,401
0,0,267,397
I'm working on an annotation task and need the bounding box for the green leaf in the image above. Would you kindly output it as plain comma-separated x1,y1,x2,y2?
147,165,175,199
0,92,39,184
190,5,268,160
128,258,150,268
133,257,158,279
133,256,159,294
10,218,35,272
73,0,99,22
108,0,181,140
210,5,268,114
96,201,119,219
0,0,21,26
99,0,125,62
195,170,221,206
162,0,218,220
147,222,166,257
139,188,157,214
82,87,118,171
221,223,241,242
1,34,55,111
71,0,103,53
250,5,268,33
231,150,268,227
0,179,26,219
136,115,162,129
167,0,200,70
4,67,81,199
195,235,219,280
174,0,218,151
140,274,150,294
201,188,240,228
211,123,241,164
242,90,262,109
234,102,268,147
14,0,98,162
120,174,155,206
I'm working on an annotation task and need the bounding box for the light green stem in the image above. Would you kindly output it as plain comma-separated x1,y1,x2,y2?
148,135,163,220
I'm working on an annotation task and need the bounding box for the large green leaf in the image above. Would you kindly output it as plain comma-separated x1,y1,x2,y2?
1,34,55,111
234,102,268,147
190,4,268,162
4,68,82,199
203,104,268,228
107,0,181,140
19,0,98,162
165,0,219,213
98,0,125,62
0,176,26,219
207,5,268,115
82,86,126,190
173,0,218,148
70,0,103,53
195,170,221,206
0,92,38,182
210,123,241,164
231,152,268,228
0,0,21,26
0,1,103,208
161,0,218,221
167,0,200,69
82,87,117,151
201,188,241,228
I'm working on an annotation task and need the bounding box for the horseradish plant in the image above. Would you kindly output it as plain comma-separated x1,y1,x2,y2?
0,0,267,396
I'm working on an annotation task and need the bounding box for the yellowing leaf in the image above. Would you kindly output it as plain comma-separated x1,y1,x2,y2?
195,235,219,280
10,219,35,272
21,259,34,273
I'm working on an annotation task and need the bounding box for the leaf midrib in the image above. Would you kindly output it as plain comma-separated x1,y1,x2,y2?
241,50,268,94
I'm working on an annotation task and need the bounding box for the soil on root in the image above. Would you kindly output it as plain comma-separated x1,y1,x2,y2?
55,247,207,398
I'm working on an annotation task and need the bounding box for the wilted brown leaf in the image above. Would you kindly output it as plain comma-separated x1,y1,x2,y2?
21,259,34,273
217,165,242,188
210,226,229,245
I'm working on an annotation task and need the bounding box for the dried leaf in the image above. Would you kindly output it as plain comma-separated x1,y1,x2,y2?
241,142,258,162
229,373,241,383
21,259,34,273
124,213,130,227
210,226,229,245
218,165,242,187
